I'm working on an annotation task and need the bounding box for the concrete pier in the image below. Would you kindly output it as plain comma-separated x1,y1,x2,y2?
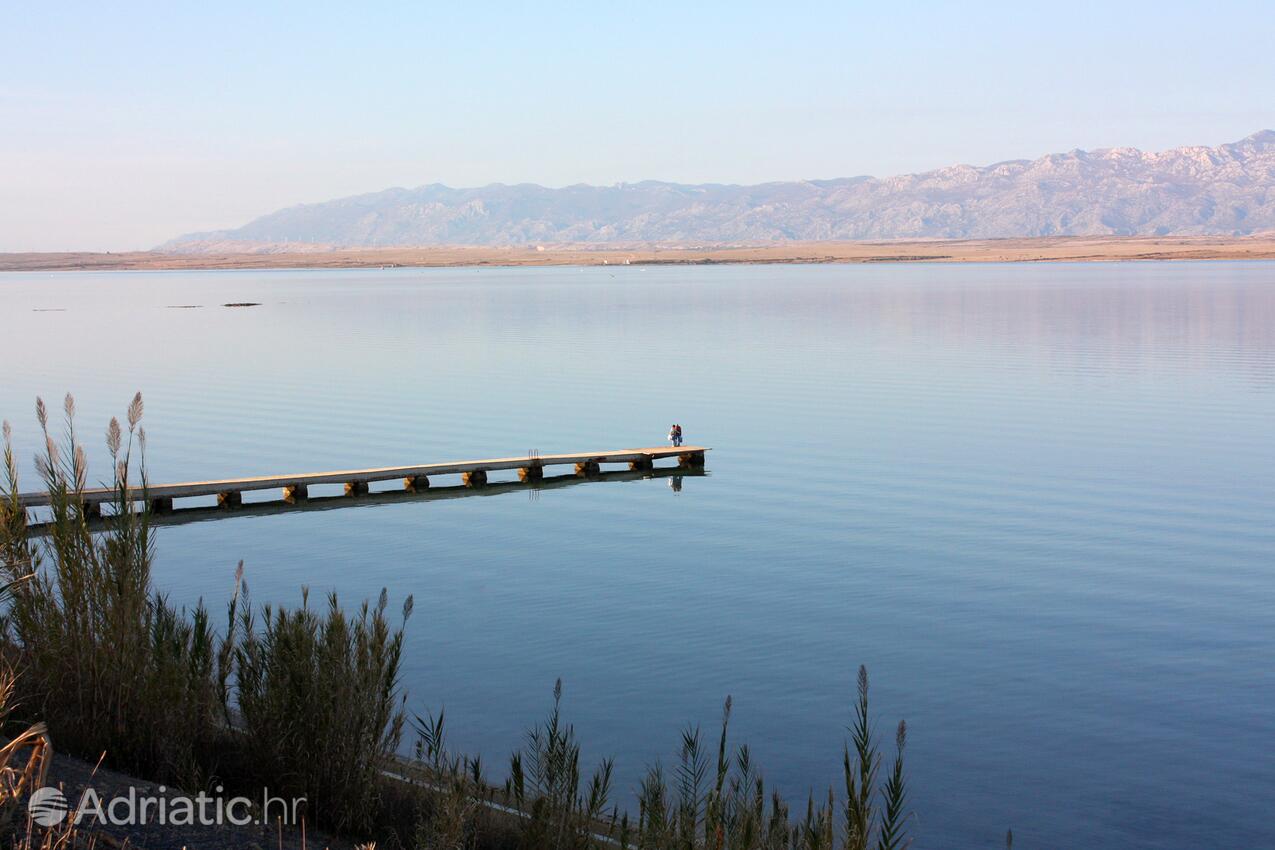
15,446,710,514
24,465,707,536
679,450,706,467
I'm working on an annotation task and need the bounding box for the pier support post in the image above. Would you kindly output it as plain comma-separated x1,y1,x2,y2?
518,464,544,482
462,469,487,487
283,483,308,503
404,475,430,492
345,480,369,496
149,496,174,514
678,451,706,468
217,491,242,509
629,455,654,472
575,459,601,477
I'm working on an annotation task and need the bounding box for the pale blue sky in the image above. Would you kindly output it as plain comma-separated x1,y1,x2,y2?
3,1,1272,251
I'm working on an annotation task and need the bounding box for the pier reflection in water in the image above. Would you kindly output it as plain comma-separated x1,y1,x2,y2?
26,466,707,535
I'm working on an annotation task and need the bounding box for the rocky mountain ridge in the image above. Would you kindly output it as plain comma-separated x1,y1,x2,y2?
164,131,1275,250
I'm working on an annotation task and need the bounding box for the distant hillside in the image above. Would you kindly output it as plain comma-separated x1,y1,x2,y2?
164,131,1275,251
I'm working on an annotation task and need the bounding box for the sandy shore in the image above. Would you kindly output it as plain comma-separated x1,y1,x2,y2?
4,235,1275,272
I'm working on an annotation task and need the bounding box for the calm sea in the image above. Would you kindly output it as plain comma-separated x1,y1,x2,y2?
3,262,1273,849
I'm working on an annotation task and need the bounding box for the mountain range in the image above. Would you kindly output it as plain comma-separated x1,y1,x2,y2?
164,131,1275,251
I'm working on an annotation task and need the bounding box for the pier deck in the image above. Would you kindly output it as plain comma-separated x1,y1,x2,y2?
16,446,709,512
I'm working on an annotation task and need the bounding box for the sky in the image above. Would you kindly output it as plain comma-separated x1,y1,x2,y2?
2,1,1273,252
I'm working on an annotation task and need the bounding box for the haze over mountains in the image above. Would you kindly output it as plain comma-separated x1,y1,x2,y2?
165,132,1275,252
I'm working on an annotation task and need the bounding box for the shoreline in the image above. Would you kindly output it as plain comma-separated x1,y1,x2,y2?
3,234,1275,272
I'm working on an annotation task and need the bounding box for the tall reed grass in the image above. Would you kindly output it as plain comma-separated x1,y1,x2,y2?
236,586,414,834
508,679,617,850
625,665,910,850
0,572,50,838
1,394,236,785
409,670,911,850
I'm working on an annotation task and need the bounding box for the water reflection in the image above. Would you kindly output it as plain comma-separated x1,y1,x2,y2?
27,465,708,535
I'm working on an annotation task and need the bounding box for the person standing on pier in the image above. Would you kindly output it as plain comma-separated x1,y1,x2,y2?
669,423,683,447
